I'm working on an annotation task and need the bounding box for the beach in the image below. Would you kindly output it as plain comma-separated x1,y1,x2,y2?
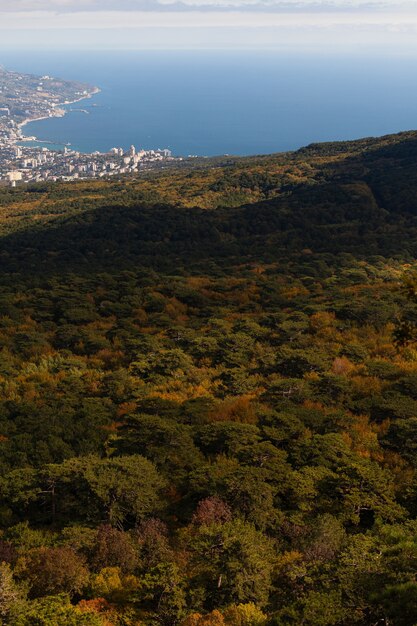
17,86,101,144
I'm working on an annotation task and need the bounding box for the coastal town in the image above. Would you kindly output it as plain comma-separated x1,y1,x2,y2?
0,66,178,186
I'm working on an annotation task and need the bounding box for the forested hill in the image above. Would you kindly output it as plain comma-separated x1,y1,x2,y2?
2,130,417,275
2,132,417,625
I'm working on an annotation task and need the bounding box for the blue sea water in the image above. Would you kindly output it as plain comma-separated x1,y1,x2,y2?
1,50,417,157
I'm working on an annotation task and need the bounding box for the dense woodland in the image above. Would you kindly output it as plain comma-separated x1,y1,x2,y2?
2,131,417,624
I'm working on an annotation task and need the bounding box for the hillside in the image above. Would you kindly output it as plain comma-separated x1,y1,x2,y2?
1,131,417,625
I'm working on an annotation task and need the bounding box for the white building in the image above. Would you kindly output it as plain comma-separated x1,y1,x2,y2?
6,171,23,187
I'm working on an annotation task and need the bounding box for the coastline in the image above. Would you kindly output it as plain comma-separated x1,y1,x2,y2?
17,86,101,145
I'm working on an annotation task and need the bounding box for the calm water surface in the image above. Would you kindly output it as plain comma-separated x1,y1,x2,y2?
1,51,417,156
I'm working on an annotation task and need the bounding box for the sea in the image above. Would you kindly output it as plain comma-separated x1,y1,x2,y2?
2,50,417,157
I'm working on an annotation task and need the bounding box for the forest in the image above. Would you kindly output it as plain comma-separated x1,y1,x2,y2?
1,131,417,624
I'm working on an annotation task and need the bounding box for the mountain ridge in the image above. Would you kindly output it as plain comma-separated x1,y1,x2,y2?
1,130,417,625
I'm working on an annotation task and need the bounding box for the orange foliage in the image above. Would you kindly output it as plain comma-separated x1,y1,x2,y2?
165,297,188,321
304,371,320,381
343,414,382,461
251,265,267,275
350,375,383,395
181,615,204,626
281,286,309,299
186,276,212,289
133,308,148,324
331,357,355,376
208,395,257,424
77,597,117,626
382,449,409,471
116,402,137,418
85,318,116,332
309,311,336,332
181,611,226,626
302,400,331,414
94,349,124,368
101,421,124,433
78,598,112,613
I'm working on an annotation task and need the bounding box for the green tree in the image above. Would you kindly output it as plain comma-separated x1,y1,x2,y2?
0,562,25,625
186,519,275,609
14,594,103,626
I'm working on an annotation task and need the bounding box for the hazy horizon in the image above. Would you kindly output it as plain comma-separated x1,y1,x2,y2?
1,0,417,52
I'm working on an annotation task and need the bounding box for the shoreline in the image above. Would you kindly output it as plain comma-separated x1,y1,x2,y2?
16,86,101,145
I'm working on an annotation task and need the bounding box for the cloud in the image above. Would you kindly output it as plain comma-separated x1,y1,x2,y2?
2,0,417,41
1,7,417,29
0,0,416,10
1,0,416,51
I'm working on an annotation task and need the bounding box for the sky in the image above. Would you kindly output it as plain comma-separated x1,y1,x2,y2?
1,0,417,51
